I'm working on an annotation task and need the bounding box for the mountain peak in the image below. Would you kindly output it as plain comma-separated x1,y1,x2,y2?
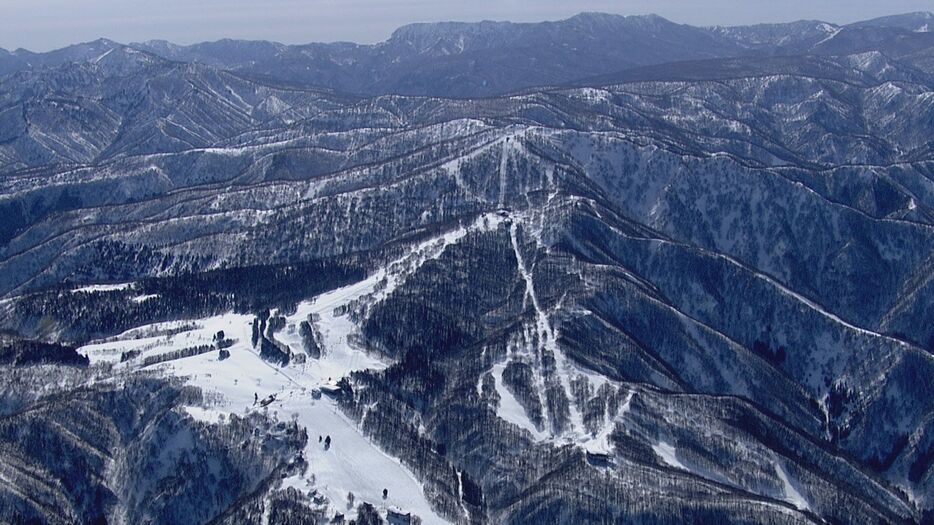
90,37,118,47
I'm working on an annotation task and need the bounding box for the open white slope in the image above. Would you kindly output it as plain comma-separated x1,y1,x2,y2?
81,294,448,523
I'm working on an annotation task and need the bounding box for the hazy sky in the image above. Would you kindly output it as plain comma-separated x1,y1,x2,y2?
2,0,932,52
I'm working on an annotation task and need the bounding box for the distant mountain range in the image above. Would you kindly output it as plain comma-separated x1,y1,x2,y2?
2,11,933,97
1,11,933,525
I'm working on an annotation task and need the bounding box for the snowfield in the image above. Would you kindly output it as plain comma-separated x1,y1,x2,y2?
81,290,449,523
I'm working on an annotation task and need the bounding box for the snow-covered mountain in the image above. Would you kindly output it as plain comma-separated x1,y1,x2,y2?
2,12,932,97
1,11,934,525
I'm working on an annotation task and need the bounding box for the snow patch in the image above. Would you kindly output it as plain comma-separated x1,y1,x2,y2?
775,460,810,511
183,405,226,424
580,419,615,455
93,48,114,63
652,440,688,470
814,25,842,46
491,363,548,441
72,282,133,293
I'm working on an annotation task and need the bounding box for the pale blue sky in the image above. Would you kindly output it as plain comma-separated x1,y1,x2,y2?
2,0,932,52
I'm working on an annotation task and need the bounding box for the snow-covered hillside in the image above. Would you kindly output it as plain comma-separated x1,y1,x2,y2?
2,10,934,525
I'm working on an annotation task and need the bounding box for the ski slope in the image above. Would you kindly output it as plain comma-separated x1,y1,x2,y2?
75,219,514,524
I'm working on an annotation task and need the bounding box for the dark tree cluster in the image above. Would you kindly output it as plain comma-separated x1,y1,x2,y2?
260,336,291,367
5,258,365,345
252,313,291,366
0,340,88,367
352,502,383,525
299,320,322,359
141,344,215,367
751,339,787,367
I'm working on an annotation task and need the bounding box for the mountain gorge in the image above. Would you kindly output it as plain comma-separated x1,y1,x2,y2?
1,10,933,525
